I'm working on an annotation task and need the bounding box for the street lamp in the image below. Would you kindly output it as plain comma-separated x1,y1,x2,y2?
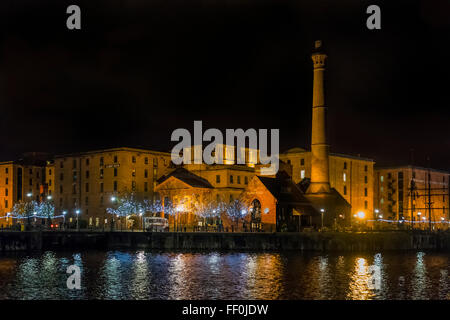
26,193,32,198
75,209,80,231
47,195,52,200
62,211,67,230
139,210,144,232
320,208,325,229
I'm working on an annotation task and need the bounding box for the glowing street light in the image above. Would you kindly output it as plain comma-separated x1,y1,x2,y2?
374,209,379,214
320,208,325,229
357,211,365,219
75,209,80,231
47,195,52,200
111,196,116,202
379,215,383,219
26,193,32,197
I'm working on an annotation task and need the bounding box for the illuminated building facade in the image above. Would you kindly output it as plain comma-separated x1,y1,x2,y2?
52,147,171,227
374,166,450,226
0,159,47,227
280,149,374,219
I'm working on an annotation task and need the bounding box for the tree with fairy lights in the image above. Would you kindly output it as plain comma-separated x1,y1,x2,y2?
107,192,144,230
38,199,55,227
223,199,248,232
193,200,223,231
10,199,39,230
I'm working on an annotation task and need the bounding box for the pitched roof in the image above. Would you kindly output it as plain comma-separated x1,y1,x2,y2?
157,167,213,188
256,172,311,205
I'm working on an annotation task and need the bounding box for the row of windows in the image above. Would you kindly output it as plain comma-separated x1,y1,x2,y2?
342,186,369,197
216,175,249,185
58,167,157,181
342,173,368,183
60,180,156,194
60,156,161,168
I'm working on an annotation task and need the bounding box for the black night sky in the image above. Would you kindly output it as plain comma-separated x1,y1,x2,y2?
0,0,449,169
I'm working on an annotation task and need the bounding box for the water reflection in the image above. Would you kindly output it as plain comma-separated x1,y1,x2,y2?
0,250,449,300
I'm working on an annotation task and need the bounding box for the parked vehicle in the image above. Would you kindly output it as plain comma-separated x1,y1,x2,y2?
144,217,169,232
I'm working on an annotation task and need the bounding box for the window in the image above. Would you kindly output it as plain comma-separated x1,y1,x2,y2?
245,176,248,185
86,170,89,178
387,173,392,179
145,157,148,165
5,199,8,209
344,162,347,170
113,181,117,191
60,185,63,193
364,201,368,209
73,159,77,169
85,183,89,192
300,158,305,166
364,176,368,183
5,178,8,185
37,171,40,179
364,165,368,172
343,173,346,182
5,168,8,174
48,169,52,175
5,188,8,196
85,197,89,206
86,158,90,166
72,185,76,194
287,160,291,164
364,188,368,197
73,172,77,182
49,179,52,186
229,194,233,202
100,169,104,179
153,158,158,167
100,182,104,193
59,198,63,207
132,181,136,191
100,196,104,206
29,168,32,174
230,175,234,184
380,186,384,192
132,156,136,163
114,168,118,177
300,170,305,179
412,172,416,179
237,176,241,184
132,169,136,177
60,173,64,181
343,186,347,195
114,155,118,163
144,182,148,192
60,161,64,168
216,175,220,183
144,169,148,178
100,157,104,166
380,175,384,182
29,178,32,186
380,198,384,204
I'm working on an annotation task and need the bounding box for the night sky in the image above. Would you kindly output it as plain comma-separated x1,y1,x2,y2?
0,0,449,170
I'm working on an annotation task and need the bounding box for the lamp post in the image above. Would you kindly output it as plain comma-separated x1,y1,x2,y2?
417,212,422,230
139,210,144,232
75,209,80,231
62,211,67,230
320,208,325,230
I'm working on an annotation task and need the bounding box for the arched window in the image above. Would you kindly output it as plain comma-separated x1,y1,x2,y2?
250,199,262,232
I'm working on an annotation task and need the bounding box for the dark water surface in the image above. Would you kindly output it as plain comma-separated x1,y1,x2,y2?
0,250,449,300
